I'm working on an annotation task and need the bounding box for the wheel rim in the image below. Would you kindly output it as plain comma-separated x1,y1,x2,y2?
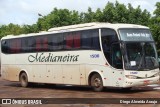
20,74,28,87
21,75,27,84
93,77,102,88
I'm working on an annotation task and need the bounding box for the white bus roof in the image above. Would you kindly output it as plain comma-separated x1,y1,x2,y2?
1,22,149,39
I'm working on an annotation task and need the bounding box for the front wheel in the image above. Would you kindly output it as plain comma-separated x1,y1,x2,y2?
90,73,103,92
122,87,132,91
19,72,28,87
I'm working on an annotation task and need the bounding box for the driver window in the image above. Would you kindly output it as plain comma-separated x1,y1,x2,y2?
101,28,118,65
111,43,123,69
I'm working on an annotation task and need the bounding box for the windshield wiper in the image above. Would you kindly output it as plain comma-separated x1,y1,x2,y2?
136,53,145,71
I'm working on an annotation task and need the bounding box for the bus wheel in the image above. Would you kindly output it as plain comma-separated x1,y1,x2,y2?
19,72,28,87
91,73,103,92
122,87,132,91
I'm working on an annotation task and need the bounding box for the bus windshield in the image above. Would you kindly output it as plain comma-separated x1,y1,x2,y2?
119,28,159,70
124,42,159,70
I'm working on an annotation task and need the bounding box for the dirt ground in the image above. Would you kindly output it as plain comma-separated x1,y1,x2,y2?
0,77,160,107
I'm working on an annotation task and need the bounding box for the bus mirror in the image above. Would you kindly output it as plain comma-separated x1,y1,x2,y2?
121,46,125,55
120,42,125,55
158,57,160,67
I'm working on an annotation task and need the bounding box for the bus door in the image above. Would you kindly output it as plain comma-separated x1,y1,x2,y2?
110,43,124,87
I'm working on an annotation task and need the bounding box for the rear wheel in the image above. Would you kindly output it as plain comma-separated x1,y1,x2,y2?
19,72,28,87
90,73,103,92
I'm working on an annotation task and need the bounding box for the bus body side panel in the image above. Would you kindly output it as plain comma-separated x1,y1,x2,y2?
1,65,20,81
86,65,124,87
79,64,86,85
62,65,80,85
46,65,63,84
1,53,19,81
1,50,126,87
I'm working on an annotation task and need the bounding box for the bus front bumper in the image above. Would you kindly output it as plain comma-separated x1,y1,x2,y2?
123,76,160,87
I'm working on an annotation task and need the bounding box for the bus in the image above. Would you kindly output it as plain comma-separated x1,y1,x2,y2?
1,22,159,91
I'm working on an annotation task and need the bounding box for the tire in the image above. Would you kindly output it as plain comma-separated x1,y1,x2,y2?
19,72,28,87
90,73,103,92
122,87,132,91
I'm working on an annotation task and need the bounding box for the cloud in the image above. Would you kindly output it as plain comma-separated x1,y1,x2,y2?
0,0,159,25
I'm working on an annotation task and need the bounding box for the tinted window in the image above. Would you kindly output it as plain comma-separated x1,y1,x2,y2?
21,37,35,52
64,29,100,50
101,28,119,65
65,32,74,49
111,43,123,69
2,40,9,53
1,29,100,54
48,33,63,51
81,29,100,50
64,32,81,49
35,36,48,51
74,32,81,48
1,39,22,54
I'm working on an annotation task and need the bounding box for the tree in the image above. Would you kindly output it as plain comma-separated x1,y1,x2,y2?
83,7,96,23
150,2,160,53
102,2,115,22
21,24,38,34
94,8,103,22
113,1,128,23
36,8,81,31
0,23,23,37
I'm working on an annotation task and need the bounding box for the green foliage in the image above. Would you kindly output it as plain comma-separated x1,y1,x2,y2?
0,23,23,37
37,8,81,31
150,2,160,54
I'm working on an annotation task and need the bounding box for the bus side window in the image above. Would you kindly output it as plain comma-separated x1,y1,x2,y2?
36,37,41,51
81,29,100,50
65,33,74,49
10,39,17,53
92,30,100,50
111,43,123,69
27,37,36,52
2,40,9,53
21,37,29,53
35,36,48,52
7,39,21,53
81,30,92,49
16,39,21,53
101,28,118,65
73,32,81,49
48,34,63,51
42,37,48,51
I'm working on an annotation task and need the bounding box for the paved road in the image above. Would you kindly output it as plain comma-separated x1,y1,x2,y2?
0,77,160,107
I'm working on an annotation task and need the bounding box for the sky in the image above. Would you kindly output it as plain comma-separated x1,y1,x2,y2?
0,0,159,25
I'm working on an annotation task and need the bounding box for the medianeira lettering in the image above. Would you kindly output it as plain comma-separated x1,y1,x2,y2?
28,53,79,62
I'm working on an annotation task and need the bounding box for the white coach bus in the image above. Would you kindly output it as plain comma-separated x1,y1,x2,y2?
1,22,159,91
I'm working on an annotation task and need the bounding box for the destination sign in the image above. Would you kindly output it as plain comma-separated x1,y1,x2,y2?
119,29,153,41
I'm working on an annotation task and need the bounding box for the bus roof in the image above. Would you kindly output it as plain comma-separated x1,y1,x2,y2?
1,22,149,39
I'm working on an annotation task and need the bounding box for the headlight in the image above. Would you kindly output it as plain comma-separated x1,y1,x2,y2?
153,72,160,77
125,75,137,79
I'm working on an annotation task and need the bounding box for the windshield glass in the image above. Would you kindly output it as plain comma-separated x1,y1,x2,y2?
119,28,153,41
124,42,159,70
